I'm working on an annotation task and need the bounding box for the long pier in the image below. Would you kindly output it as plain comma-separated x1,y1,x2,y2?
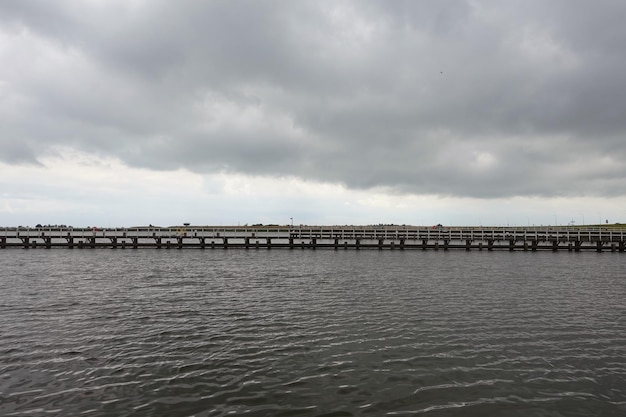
1,226,625,252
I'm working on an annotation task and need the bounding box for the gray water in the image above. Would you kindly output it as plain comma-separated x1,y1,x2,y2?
1,250,625,416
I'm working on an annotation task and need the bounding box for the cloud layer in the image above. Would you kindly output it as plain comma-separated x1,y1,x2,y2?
2,0,626,200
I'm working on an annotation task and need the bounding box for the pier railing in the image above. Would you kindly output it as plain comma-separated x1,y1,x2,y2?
1,226,624,251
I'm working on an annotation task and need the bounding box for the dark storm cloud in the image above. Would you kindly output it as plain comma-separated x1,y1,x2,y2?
2,0,626,198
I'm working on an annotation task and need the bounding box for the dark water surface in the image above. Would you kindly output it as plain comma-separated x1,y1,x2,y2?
1,250,625,416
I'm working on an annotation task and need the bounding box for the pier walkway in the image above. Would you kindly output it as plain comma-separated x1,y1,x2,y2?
1,226,625,252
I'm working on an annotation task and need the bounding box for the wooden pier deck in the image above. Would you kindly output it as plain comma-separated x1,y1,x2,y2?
1,226,625,252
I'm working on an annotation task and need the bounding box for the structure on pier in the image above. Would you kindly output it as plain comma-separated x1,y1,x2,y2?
1,226,625,252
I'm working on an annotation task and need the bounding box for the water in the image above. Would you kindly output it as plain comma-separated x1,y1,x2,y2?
1,249,625,416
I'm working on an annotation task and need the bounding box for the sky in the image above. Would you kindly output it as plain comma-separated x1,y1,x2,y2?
1,0,626,227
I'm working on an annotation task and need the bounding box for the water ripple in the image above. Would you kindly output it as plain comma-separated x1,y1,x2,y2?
1,250,625,416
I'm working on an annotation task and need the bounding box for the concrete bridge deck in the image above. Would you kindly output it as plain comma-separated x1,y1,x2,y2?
2,226,624,252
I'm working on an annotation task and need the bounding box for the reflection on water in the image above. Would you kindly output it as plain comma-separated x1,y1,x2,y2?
1,250,625,416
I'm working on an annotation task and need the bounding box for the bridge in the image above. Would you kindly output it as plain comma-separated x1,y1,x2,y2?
2,226,625,252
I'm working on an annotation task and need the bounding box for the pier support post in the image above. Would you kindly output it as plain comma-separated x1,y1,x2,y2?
267,237,272,249
245,237,250,249
378,239,384,250
568,243,573,252
200,238,206,249
223,237,229,249
523,242,529,251
178,237,183,249
596,241,603,252
443,240,449,251
465,239,471,251
121,241,126,249
311,237,317,249
1,237,5,248
166,241,171,249
334,238,339,250
90,237,96,248
532,240,538,252
434,241,439,251
611,243,616,252
400,239,405,250
133,238,138,249
156,237,162,249
289,238,294,249
620,242,625,253
422,239,427,250
478,242,483,251
509,239,515,251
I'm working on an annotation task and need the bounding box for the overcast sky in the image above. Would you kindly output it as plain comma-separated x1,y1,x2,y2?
2,0,625,227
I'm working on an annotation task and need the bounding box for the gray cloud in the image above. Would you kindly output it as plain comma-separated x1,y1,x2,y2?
2,0,626,198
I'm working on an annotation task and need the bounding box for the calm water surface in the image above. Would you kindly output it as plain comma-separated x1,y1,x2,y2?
1,250,625,416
